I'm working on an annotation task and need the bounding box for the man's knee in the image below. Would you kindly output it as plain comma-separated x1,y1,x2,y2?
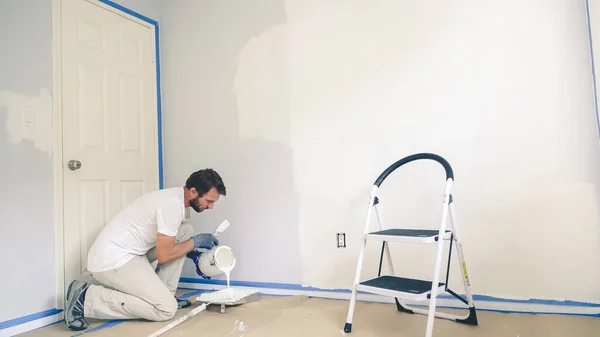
176,223,194,242
154,295,178,321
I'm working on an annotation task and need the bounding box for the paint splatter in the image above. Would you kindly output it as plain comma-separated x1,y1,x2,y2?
228,320,239,335
229,320,248,335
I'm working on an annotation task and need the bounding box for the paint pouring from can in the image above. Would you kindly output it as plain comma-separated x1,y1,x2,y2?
211,220,235,287
196,219,237,283
195,220,238,293
198,245,236,279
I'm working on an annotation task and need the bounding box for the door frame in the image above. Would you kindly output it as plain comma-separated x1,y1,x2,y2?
52,0,164,312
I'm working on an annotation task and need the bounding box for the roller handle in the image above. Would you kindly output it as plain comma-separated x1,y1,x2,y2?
213,220,230,237
147,303,209,337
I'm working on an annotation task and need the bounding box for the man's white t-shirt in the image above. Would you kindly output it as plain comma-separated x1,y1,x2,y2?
87,187,190,273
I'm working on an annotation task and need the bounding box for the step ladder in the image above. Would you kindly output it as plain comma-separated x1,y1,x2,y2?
343,153,478,337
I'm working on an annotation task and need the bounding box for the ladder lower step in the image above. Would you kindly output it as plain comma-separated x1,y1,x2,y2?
366,229,451,243
357,276,445,301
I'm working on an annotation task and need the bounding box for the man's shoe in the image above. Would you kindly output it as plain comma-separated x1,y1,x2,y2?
176,296,191,309
64,280,89,331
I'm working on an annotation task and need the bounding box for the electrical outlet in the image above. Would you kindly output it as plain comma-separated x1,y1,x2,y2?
337,233,346,248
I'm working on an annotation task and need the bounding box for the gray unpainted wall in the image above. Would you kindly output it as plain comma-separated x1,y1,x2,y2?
0,0,55,323
0,0,160,323
158,0,304,285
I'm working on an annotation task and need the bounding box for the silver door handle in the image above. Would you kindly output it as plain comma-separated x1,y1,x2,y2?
67,160,82,171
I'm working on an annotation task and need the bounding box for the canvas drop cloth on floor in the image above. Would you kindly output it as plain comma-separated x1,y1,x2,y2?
19,290,600,337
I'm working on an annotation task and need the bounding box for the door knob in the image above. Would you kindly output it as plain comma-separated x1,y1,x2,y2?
67,160,82,171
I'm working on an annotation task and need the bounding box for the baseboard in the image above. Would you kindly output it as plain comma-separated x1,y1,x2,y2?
179,277,600,317
0,309,63,337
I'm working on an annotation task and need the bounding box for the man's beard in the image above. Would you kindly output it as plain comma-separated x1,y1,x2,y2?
190,198,203,213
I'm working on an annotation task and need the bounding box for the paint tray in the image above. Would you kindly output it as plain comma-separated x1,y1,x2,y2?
196,288,260,313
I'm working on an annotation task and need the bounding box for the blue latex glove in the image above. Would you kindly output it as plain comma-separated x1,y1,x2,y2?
186,250,211,279
191,233,219,250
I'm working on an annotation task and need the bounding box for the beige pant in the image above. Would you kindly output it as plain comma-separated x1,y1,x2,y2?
83,223,193,322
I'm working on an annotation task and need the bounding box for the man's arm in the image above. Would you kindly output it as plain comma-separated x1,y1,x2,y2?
156,233,194,264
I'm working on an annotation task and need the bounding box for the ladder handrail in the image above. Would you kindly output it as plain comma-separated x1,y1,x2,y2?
374,153,454,187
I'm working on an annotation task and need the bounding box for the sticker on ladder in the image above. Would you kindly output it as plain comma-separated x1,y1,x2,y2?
462,262,470,286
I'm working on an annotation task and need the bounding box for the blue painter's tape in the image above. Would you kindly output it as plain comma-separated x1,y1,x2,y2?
472,308,600,318
85,319,127,333
179,277,600,308
451,294,600,308
179,277,353,293
177,287,201,291
179,289,205,299
0,308,62,330
155,24,164,189
96,0,164,188
586,0,600,142
69,320,129,337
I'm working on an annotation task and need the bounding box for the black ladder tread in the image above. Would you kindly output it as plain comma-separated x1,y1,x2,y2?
360,275,445,294
368,229,451,237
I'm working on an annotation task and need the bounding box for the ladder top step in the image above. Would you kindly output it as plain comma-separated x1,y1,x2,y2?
366,229,452,243
369,229,451,237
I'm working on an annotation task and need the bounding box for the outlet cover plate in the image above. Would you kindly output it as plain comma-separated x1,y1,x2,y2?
337,233,346,248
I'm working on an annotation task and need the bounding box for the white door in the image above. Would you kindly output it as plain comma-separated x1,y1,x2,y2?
60,0,159,287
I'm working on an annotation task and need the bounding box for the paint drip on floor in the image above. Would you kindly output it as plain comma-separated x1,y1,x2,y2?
229,320,248,335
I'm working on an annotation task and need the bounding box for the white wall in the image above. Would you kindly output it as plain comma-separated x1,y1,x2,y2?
0,0,160,325
160,0,600,303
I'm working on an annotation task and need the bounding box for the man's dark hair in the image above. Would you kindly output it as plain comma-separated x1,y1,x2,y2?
185,168,226,196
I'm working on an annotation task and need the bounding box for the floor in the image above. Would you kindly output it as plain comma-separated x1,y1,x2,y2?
20,289,600,337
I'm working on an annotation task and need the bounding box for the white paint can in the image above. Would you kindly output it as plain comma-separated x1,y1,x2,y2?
198,245,236,278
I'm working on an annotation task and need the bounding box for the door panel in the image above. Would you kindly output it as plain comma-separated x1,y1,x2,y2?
79,180,109,275
61,0,159,286
77,62,106,150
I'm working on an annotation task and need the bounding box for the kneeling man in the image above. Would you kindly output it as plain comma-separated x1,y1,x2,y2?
64,169,226,330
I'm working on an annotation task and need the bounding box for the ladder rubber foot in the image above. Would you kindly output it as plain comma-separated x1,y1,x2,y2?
456,306,478,326
344,323,352,333
395,298,414,314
